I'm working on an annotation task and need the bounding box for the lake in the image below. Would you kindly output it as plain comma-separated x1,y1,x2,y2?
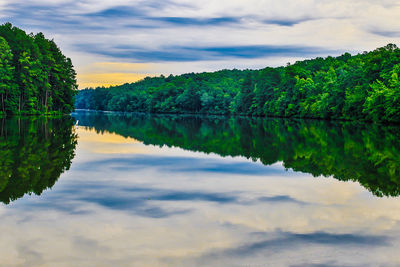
1,110,400,266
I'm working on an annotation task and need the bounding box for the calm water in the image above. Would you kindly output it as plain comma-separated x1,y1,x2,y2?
1,110,400,266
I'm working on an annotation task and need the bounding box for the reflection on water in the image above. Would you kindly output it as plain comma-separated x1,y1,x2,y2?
74,111,400,197
1,111,400,266
0,117,77,204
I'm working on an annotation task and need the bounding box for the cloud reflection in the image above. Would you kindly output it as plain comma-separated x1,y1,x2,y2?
77,155,293,176
184,231,390,266
14,178,307,220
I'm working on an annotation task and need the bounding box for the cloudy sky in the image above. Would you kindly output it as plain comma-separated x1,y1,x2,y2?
1,0,400,88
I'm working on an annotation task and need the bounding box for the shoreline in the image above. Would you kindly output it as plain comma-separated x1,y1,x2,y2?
72,109,400,126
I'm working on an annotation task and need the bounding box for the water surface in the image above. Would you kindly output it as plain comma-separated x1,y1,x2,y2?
1,111,400,266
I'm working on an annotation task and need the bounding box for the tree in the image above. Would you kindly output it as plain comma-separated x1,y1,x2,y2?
0,37,15,114
0,23,77,114
364,64,400,122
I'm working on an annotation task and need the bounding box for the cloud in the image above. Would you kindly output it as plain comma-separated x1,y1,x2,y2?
74,43,334,62
2,0,400,87
369,30,400,38
152,16,241,26
187,45,334,59
84,6,142,17
263,17,316,26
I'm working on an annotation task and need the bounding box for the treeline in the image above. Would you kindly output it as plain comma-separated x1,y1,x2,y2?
76,69,246,115
0,117,77,204
0,23,77,115
74,111,400,197
76,44,400,123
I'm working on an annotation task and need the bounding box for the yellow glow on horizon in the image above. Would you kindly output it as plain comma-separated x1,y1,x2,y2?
77,62,159,89
77,72,153,89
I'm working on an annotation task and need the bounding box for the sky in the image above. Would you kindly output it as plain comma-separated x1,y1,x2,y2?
1,0,400,88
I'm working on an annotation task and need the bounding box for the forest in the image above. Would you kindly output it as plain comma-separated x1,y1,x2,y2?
0,23,77,115
76,44,400,123
75,111,400,197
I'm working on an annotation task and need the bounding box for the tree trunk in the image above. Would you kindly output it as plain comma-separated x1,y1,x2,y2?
45,90,48,111
1,93,4,114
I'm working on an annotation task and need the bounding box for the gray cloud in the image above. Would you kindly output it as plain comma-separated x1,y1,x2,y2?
152,16,241,26
74,43,335,62
369,29,400,38
263,17,315,26
84,6,143,18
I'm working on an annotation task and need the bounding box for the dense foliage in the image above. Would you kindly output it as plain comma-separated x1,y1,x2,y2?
75,111,400,197
0,23,77,115
76,44,400,123
0,116,77,204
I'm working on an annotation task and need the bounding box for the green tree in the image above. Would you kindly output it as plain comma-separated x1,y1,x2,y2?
364,64,400,122
0,37,15,114
0,23,77,115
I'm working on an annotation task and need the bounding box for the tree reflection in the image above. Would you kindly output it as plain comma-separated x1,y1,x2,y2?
75,111,400,197
0,117,77,204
